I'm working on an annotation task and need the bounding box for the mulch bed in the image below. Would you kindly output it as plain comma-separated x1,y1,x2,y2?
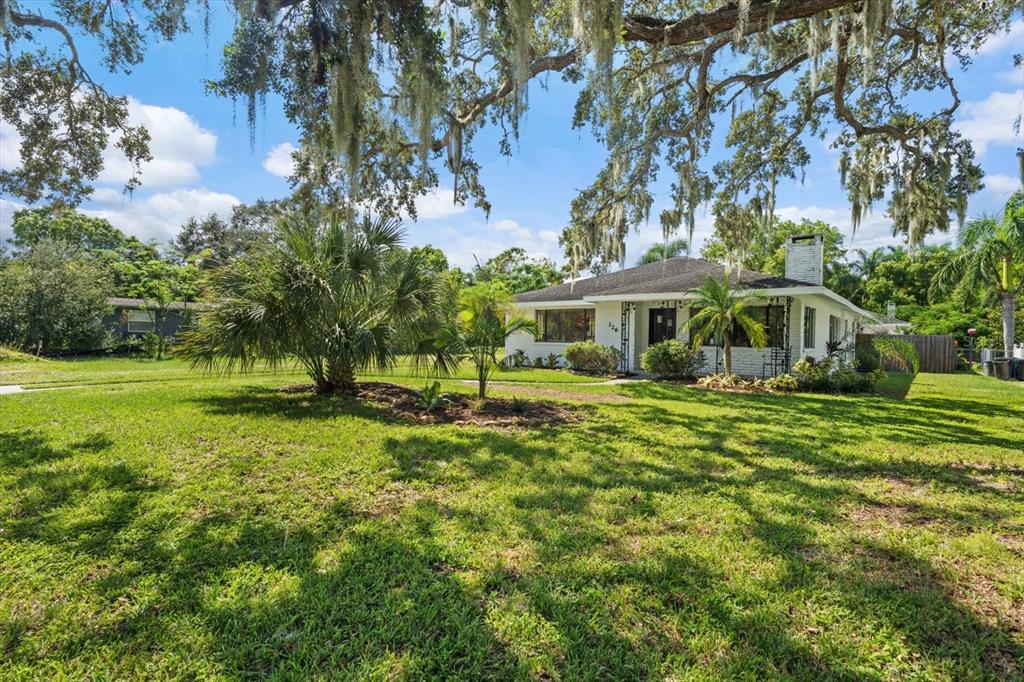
283,381,585,428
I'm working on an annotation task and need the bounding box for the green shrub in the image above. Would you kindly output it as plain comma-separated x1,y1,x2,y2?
502,349,528,369
792,357,834,391
854,345,880,372
415,380,450,412
563,341,621,374
792,357,884,393
640,340,705,379
543,353,561,369
764,373,798,391
697,373,763,391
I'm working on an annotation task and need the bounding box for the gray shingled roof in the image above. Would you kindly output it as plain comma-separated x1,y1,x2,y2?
107,297,212,311
514,257,813,303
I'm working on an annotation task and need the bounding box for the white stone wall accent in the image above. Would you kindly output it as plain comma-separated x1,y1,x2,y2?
785,234,824,285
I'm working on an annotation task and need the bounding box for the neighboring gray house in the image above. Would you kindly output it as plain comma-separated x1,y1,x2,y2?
103,297,206,338
507,234,878,377
860,302,912,335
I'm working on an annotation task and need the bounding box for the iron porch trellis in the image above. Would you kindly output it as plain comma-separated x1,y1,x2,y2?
761,295,793,378
620,301,636,372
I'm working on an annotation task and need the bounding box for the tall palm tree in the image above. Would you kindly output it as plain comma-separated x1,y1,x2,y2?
637,238,689,265
931,191,1024,355
180,212,447,394
415,282,537,398
683,274,767,376
850,247,889,281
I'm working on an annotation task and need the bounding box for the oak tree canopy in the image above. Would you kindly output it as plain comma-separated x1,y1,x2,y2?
2,0,1018,272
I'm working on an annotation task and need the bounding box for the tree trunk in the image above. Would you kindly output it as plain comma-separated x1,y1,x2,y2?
325,360,357,395
1000,292,1016,356
478,362,487,399
723,335,732,376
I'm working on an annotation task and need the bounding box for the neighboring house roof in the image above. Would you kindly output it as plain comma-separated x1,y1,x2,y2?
107,297,211,311
513,257,813,304
861,317,912,334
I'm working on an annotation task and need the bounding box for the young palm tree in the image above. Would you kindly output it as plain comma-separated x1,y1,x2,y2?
931,191,1024,355
414,282,536,398
683,274,768,376
180,212,448,394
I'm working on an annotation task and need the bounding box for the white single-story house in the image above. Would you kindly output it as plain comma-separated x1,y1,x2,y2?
507,234,879,377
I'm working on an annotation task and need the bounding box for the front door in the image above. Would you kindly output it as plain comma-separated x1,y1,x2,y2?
648,307,677,346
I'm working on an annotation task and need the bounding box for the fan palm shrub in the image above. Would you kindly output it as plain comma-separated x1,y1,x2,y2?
683,274,767,376
180,212,448,394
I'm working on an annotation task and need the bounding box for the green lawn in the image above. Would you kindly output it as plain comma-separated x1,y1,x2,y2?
0,355,604,388
1,360,1022,679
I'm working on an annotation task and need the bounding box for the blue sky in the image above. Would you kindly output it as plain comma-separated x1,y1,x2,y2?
1,5,1022,269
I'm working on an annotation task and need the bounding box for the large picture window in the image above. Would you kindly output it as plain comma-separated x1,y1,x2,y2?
735,305,785,348
688,305,785,348
536,308,594,343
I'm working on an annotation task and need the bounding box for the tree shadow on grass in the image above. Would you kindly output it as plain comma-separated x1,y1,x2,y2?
380,420,1023,678
191,385,400,423
620,382,1023,451
0,428,539,677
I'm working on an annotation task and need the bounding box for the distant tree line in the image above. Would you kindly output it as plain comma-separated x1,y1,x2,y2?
0,200,565,356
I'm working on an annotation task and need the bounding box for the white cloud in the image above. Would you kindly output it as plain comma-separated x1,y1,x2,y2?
953,89,1024,156
83,188,240,243
983,173,1022,197
975,19,1024,57
492,218,532,241
996,65,1024,85
538,229,560,243
774,204,898,250
99,97,218,188
263,142,297,178
409,187,467,220
1,197,26,243
0,121,22,171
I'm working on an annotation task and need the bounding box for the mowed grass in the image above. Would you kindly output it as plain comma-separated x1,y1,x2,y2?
0,355,604,389
0,360,1022,679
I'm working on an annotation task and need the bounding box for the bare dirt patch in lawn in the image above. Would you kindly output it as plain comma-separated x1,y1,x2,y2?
282,381,587,428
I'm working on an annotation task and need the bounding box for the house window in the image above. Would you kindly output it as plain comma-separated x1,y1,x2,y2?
829,315,841,345
688,305,785,348
536,308,594,343
803,307,816,349
732,305,786,348
125,309,155,333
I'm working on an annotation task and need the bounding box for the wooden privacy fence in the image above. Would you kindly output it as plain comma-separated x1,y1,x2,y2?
856,333,957,373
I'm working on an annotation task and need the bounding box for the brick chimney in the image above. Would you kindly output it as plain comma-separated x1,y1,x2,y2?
784,234,823,285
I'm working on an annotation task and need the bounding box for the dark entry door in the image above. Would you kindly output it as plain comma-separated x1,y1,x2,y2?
648,308,677,346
